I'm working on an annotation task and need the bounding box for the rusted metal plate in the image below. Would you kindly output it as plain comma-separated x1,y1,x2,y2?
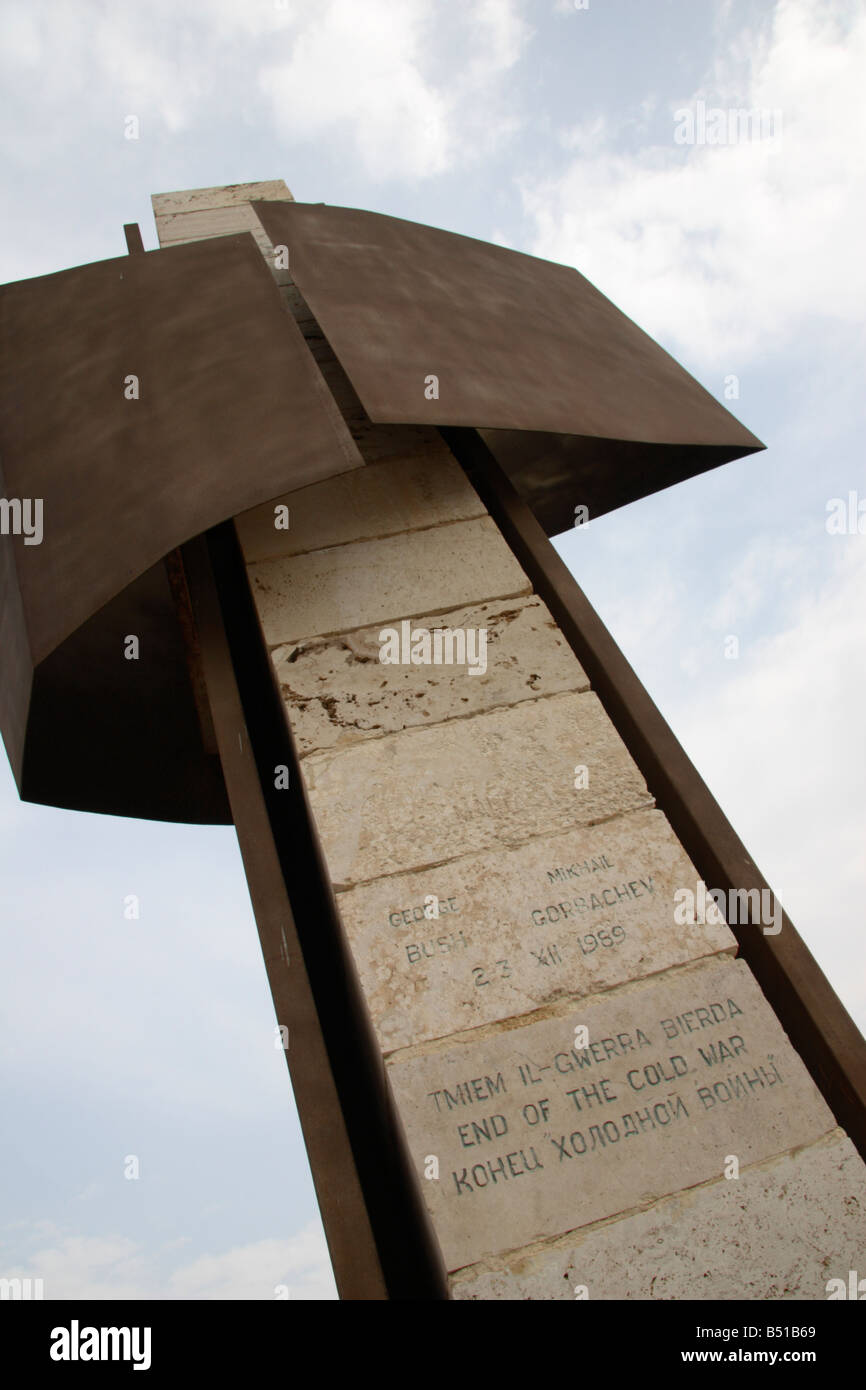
253,201,763,534
0,231,362,820
21,559,232,823
0,231,360,666
477,431,756,536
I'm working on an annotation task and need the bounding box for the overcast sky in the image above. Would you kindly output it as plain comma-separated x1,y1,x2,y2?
1,0,864,1300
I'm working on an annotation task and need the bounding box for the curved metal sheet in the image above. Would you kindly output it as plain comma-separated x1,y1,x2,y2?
0,231,361,820
0,204,766,820
475,430,755,536
21,560,232,824
0,231,360,666
253,201,764,533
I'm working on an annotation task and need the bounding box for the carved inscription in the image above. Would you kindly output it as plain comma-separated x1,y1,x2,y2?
336,811,735,1051
385,957,835,1269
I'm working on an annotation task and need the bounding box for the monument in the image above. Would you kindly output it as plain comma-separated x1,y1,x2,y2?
2,181,865,1301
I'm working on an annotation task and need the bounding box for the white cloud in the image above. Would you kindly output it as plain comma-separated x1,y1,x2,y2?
674,534,866,1028
167,1227,334,1300
0,3,42,66
258,0,530,179
704,529,815,632
561,512,866,1033
464,0,530,77
258,1,453,179
0,1222,337,1300
520,0,866,366
0,0,530,180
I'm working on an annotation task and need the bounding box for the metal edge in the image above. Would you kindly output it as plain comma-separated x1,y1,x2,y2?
123,223,145,255
180,531,387,1299
183,525,449,1300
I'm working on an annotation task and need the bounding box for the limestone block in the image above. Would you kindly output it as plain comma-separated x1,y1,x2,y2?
248,516,531,648
155,225,275,258
384,955,836,1270
236,442,485,562
273,595,588,756
155,205,272,242
302,691,653,886
152,181,293,216
451,1133,866,1300
337,808,735,1051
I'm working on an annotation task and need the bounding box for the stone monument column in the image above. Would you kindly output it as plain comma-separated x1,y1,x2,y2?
153,182,866,1300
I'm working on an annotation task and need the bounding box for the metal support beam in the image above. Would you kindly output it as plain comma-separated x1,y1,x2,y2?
124,223,145,255
182,525,448,1301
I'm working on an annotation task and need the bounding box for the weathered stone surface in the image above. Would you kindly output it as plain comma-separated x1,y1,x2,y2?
155,226,275,257
304,691,652,886
155,204,269,243
248,516,531,648
236,443,485,562
337,809,735,1052
273,595,588,756
451,1133,866,1299
384,955,836,1270
152,181,293,216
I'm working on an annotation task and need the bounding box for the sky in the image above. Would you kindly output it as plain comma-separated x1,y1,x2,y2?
1,0,864,1300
